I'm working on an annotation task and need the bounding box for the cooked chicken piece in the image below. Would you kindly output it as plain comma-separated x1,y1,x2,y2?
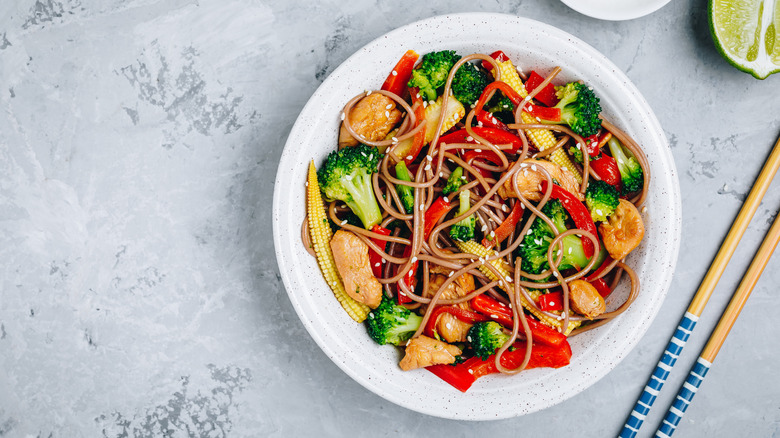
568,279,606,318
599,199,645,260
329,230,382,309
423,272,476,343
338,93,403,148
399,335,462,371
497,158,583,201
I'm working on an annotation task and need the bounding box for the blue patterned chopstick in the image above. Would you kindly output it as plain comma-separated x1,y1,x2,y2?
618,312,698,438
654,357,712,438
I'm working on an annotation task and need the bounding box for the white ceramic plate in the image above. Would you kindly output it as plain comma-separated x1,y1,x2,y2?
273,13,681,420
561,0,673,21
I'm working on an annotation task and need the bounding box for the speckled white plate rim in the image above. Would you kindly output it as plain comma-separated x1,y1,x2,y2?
273,12,681,420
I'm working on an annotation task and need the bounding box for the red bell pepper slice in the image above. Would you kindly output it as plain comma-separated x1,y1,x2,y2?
525,71,560,107
470,294,568,348
427,340,572,392
537,291,564,312
397,244,416,304
481,50,510,71
476,109,510,131
368,225,391,278
540,182,599,258
582,131,611,157
437,127,524,154
380,50,419,97
590,154,622,190
423,305,490,338
423,196,455,241
589,278,612,298
482,200,524,248
524,103,561,122
585,255,615,297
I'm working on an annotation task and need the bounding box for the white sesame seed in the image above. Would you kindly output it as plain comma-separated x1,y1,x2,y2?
344,174,352,181
392,137,398,143
481,225,488,232
468,369,474,374
386,104,393,110
535,117,541,122
419,204,425,211
400,291,406,296
448,271,454,277
641,206,648,213
429,100,435,105
368,154,373,160
392,70,398,76
443,196,449,203
531,164,537,171
475,149,482,153
568,247,573,254
423,101,428,108
416,92,420,98
340,112,346,121
385,111,390,118
304,181,309,187
426,154,433,161
439,172,445,177
489,230,495,237
374,262,380,267
477,121,484,127
505,276,513,283
410,256,417,263
596,209,603,216
424,164,431,171
491,314,499,319
502,204,509,212
340,220,347,225
467,136,474,142
366,90,372,95
446,322,452,330
406,155,414,160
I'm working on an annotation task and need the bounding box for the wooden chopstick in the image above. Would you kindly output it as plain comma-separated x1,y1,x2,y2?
619,133,780,438
654,209,780,437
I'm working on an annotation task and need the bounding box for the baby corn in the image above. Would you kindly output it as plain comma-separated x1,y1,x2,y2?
307,161,370,323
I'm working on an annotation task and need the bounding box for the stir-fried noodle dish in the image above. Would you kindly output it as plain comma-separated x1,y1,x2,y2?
303,49,649,392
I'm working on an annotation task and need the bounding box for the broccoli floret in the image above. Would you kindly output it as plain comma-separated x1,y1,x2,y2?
468,321,510,360
607,137,644,195
366,296,423,346
395,161,415,214
451,63,489,107
549,82,602,137
449,189,475,242
568,144,585,164
516,199,590,275
487,94,515,114
318,144,383,229
585,180,619,222
407,50,461,102
442,166,465,196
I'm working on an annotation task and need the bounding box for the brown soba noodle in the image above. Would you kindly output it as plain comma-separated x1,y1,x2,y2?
303,51,648,377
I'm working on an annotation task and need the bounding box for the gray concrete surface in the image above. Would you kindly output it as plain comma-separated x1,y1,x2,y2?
1,0,779,436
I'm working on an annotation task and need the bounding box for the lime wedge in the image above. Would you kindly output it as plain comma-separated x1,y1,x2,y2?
709,0,780,79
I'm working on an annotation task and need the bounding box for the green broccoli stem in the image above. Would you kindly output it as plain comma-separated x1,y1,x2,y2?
394,161,415,214
341,173,383,229
456,189,470,223
442,166,465,195
607,136,643,193
449,189,475,241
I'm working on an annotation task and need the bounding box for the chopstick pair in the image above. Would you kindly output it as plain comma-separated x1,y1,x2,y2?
619,133,780,438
